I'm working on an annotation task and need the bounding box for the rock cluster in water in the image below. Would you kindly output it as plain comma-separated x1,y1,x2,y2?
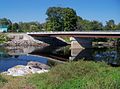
2,61,50,76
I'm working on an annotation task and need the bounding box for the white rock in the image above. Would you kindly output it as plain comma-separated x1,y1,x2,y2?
1,65,49,76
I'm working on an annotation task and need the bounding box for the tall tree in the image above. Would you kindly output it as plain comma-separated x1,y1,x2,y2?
104,20,116,30
46,7,77,31
12,23,19,32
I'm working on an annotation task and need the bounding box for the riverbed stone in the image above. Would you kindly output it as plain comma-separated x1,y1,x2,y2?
6,33,49,46
1,64,49,76
27,61,50,70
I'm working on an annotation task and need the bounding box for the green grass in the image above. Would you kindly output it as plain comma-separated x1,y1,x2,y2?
27,61,120,89
0,75,7,88
1,61,120,89
62,37,71,43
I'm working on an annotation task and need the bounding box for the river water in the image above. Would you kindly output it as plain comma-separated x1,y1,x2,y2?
0,46,120,72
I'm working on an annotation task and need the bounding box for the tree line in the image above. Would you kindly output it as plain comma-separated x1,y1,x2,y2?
0,18,43,32
0,7,120,32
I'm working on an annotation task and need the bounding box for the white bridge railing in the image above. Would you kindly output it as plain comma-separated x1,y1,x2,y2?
27,31,120,35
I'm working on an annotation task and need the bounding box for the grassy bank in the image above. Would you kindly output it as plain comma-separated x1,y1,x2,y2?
1,61,120,89
0,75,7,88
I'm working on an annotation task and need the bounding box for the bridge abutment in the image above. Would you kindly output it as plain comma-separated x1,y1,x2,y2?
70,37,92,49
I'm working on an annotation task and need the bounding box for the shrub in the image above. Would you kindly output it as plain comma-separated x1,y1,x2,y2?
0,33,9,44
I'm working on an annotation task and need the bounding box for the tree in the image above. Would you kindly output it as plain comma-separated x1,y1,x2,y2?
116,23,120,30
30,25,39,32
46,7,77,31
90,20,103,30
12,23,19,32
77,19,92,31
0,18,12,31
62,8,78,31
104,20,116,30
76,18,103,31
76,16,83,31
19,22,42,32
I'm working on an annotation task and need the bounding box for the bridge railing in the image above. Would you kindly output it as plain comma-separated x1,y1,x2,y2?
27,30,120,35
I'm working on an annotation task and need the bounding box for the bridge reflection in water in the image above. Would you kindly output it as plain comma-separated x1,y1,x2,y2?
2,46,120,67
28,46,120,66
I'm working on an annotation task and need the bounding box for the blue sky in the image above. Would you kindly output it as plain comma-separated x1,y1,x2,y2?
0,0,120,24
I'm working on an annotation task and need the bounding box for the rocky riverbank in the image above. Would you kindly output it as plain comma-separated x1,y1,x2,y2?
5,33,49,46
5,40,48,46
1,61,50,76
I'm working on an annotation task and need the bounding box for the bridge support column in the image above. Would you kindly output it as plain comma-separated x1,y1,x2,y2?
69,48,83,61
70,37,92,49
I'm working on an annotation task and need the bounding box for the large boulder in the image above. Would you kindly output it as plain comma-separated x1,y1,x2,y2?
2,65,49,76
27,61,50,70
1,62,50,76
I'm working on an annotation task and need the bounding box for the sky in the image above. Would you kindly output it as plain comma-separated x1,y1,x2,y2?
0,0,120,24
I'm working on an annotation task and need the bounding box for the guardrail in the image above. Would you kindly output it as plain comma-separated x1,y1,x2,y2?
27,31,120,35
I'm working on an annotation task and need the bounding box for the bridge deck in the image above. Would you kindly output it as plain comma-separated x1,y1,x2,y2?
27,31,120,38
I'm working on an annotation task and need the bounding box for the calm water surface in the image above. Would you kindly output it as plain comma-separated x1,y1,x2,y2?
0,46,120,72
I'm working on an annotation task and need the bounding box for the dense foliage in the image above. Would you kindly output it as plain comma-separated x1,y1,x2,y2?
46,7,77,31
0,7,120,32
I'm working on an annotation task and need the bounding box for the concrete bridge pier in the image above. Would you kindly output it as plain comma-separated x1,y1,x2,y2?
70,37,92,49
69,48,83,61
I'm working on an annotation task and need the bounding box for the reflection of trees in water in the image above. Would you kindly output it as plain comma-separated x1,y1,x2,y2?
93,47,108,54
93,46,120,66
71,48,93,61
4,46,37,55
54,46,70,57
0,53,11,58
2,45,120,66
30,46,71,61
0,47,10,58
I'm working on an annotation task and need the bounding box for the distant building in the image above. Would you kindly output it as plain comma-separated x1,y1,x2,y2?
0,25,8,32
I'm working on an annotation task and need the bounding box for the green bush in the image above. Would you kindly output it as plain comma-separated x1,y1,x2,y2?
0,33,9,44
